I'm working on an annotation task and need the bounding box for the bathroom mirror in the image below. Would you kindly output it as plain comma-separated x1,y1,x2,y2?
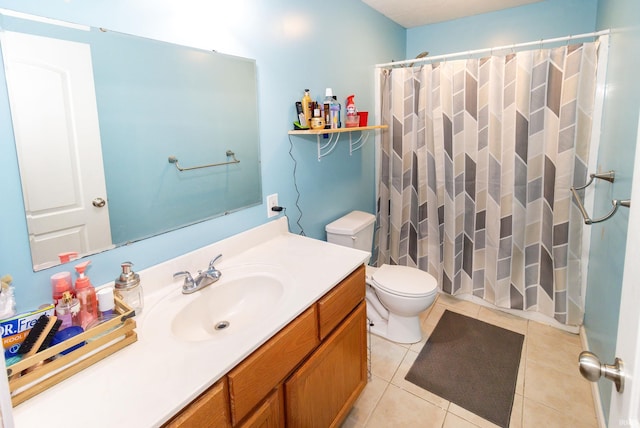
0,11,262,271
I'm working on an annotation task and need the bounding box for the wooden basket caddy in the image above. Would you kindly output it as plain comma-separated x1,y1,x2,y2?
6,296,137,406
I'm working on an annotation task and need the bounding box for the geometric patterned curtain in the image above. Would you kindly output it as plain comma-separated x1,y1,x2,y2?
375,42,599,326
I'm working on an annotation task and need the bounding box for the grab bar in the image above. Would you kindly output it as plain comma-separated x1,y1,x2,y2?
168,150,240,171
570,170,631,224
573,171,615,190
571,188,630,224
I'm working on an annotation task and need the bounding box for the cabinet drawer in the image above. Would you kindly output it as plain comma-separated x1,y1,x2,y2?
238,387,284,428
227,306,319,425
317,265,365,340
164,378,231,428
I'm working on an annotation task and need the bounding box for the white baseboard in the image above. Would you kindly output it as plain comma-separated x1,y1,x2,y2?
580,325,608,428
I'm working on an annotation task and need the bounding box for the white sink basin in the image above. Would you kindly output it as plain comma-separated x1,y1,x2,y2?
142,264,291,344
171,272,284,342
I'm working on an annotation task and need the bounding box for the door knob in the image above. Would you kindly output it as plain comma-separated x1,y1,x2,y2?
579,351,624,392
92,197,106,208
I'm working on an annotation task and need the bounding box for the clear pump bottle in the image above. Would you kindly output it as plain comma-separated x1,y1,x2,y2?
115,261,143,315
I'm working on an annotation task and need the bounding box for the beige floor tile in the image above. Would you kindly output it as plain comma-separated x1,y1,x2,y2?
340,414,362,428
526,321,583,376
447,403,501,428
408,303,446,352
436,294,482,318
477,306,529,335
522,397,598,428
524,359,596,426
390,349,450,409
366,383,447,428
527,320,582,348
419,297,440,323
341,375,389,428
369,334,408,381
359,295,598,428
443,412,482,428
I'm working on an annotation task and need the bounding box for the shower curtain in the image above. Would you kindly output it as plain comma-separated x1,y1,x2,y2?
375,42,599,326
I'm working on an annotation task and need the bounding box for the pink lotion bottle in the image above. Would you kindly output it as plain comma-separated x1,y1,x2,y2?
74,261,98,329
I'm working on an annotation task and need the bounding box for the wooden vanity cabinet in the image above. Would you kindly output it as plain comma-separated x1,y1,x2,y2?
238,387,284,428
165,264,366,428
285,302,367,427
227,306,319,425
164,378,231,428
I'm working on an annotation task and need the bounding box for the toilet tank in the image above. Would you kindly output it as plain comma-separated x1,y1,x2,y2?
325,211,376,253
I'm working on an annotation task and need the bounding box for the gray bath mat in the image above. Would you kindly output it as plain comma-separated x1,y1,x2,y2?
405,310,524,428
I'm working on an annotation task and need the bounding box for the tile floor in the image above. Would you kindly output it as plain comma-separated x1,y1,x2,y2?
342,293,599,428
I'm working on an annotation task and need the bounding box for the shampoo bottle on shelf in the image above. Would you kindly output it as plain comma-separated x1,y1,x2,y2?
74,260,98,329
324,88,341,129
301,89,312,128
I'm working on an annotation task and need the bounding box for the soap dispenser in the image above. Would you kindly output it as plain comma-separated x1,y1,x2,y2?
74,261,98,329
115,262,143,315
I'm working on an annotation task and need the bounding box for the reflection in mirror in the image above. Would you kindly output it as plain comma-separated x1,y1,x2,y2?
0,11,262,271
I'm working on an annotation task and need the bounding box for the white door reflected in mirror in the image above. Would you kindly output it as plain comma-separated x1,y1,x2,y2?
2,31,113,269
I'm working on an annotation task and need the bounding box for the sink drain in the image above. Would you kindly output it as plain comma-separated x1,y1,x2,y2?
215,321,230,330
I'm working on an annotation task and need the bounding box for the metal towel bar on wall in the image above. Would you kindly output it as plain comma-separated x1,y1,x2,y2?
168,150,240,171
570,171,631,225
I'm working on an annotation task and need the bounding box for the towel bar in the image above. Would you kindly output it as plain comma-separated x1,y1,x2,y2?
168,150,239,171
570,170,630,224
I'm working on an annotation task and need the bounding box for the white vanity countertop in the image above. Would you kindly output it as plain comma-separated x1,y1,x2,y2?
12,217,370,427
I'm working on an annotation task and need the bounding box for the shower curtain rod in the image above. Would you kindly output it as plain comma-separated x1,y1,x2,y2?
375,29,610,69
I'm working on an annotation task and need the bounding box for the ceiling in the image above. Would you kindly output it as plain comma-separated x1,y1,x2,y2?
361,0,544,28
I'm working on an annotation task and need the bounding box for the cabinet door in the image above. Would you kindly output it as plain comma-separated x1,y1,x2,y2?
164,378,231,428
285,302,367,428
228,306,319,425
239,387,284,428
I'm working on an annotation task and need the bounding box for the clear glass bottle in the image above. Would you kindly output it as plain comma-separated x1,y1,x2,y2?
115,261,143,315
56,291,80,329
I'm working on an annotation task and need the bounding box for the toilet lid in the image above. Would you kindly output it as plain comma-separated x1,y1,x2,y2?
371,264,438,297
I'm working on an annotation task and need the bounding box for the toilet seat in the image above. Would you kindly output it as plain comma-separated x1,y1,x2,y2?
371,264,438,298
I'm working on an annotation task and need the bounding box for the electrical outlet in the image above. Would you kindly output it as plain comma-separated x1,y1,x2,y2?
267,193,279,218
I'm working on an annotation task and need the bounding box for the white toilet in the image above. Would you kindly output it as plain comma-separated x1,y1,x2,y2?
325,211,439,344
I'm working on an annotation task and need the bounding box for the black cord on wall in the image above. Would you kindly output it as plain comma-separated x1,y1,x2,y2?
287,134,305,236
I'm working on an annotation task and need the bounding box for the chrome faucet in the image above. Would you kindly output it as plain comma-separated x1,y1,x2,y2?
174,254,223,294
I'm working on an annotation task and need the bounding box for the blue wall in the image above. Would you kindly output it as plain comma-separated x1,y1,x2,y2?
0,0,405,312
586,0,640,420
407,0,597,58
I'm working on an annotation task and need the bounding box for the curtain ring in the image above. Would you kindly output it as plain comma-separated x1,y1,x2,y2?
539,39,543,50
567,35,571,46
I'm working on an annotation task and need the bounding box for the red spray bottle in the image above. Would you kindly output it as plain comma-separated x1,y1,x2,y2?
345,94,359,128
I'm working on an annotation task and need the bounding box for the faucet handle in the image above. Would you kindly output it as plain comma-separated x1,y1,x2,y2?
209,254,223,269
173,270,193,280
174,271,197,293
